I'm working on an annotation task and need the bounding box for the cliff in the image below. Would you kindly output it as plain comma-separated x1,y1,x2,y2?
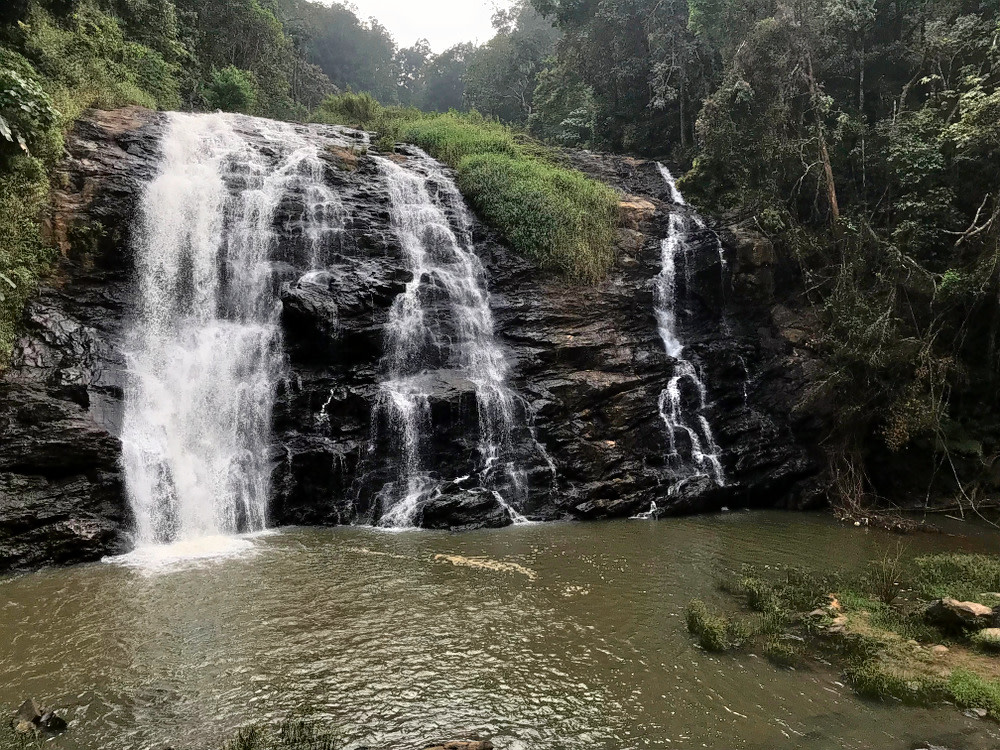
0,108,823,572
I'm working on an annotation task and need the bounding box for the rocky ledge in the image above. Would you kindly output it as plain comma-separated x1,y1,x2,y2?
0,108,824,573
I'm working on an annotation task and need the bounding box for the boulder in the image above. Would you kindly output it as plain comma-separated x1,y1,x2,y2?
925,598,994,631
14,699,41,725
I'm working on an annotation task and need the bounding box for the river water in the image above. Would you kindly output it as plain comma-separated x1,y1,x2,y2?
3,513,1000,750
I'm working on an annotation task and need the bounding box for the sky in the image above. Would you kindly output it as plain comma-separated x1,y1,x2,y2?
341,0,513,52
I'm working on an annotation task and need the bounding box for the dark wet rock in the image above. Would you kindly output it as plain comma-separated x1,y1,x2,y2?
422,742,494,750
925,598,995,631
14,699,41,725
0,109,824,572
417,485,513,531
39,711,68,732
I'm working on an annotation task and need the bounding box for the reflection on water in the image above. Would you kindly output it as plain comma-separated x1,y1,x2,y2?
3,512,1000,750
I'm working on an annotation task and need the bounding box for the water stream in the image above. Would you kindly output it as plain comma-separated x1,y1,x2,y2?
654,165,726,488
373,152,527,527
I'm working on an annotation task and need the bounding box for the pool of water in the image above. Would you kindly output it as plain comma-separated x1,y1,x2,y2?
3,512,1000,750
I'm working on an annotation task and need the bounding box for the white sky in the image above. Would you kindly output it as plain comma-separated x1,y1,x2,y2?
340,0,514,52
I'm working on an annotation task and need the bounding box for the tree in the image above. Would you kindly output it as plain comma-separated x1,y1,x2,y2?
464,2,558,124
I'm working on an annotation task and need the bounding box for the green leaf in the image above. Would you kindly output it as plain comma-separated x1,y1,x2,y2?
0,115,10,142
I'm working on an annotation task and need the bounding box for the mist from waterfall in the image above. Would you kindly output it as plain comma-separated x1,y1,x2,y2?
121,112,344,555
655,164,725,488
374,152,527,528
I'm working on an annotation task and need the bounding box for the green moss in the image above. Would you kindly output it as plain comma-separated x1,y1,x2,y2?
970,629,1000,652
948,669,1000,715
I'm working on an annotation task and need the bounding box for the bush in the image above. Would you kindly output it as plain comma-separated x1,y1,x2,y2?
845,660,947,706
0,66,59,157
763,637,801,667
458,151,617,281
206,65,258,114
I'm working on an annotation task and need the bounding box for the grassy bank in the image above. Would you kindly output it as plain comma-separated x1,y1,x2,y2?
313,92,620,283
686,552,1000,718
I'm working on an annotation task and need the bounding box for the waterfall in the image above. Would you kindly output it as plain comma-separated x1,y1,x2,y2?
654,165,725,488
121,112,344,553
373,152,527,528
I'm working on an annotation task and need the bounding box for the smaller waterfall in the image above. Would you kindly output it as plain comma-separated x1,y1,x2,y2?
654,165,726,488
374,152,527,528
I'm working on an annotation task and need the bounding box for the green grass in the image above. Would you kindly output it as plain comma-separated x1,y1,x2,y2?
312,93,620,282
913,553,1000,603
222,720,341,750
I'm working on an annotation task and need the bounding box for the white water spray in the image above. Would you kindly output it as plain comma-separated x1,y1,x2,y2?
655,164,726,488
374,152,527,527
121,113,344,553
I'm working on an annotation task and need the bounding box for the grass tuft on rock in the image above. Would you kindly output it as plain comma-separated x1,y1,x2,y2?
312,94,619,283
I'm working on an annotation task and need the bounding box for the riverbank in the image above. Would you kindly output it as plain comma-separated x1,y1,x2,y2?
686,546,1000,722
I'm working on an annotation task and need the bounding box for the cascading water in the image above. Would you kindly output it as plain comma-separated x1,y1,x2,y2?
654,164,726,488
120,112,344,555
374,152,527,528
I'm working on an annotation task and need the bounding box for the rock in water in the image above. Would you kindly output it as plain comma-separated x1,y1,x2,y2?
39,711,68,731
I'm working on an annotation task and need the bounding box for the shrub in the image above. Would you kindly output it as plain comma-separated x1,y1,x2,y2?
312,98,620,282
762,637,801,667
845,660,947,705
313,91,383,127
206,65,258,114
0,66,59,157
863,544,907,604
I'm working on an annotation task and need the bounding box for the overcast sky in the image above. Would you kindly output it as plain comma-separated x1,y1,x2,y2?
342,0,513,52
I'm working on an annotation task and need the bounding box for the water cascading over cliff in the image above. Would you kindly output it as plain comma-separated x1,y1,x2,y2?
654,165,725,488
120,112,344,552
371,152,528,527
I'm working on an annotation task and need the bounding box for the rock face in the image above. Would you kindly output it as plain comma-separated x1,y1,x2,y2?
0,108,162,571
0,109,823,572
